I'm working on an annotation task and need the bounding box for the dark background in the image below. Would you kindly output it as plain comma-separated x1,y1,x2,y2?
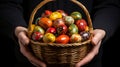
102,27,120,67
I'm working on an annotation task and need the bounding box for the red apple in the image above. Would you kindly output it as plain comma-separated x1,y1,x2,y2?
56,34,70,44
46,27,56,34
53,18,65,28
32,32,43,41
41,10,52,17
56,24,67,35
76,19,87,32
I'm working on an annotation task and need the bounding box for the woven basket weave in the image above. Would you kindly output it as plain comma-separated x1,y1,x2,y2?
28,0,93,66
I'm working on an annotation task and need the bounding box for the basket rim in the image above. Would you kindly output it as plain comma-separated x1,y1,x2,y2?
30,39,91,47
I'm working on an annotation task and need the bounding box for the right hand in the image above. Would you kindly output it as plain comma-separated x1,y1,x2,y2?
15,26,46,67
75,29,106,67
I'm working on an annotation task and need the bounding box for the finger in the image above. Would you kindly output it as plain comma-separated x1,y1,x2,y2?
18,40,46,67
29,57,46,67
76,41,101,67
18,40,31,57
91,29,105,45
18,31,29,45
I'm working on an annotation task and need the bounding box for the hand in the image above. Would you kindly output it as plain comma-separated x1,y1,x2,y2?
75,29,106,67
15,26,46,67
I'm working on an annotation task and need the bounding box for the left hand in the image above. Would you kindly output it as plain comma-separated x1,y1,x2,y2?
75,29,106,67
15,26,46,67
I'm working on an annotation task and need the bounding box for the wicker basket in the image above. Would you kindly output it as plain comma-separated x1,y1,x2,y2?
28,0,93,66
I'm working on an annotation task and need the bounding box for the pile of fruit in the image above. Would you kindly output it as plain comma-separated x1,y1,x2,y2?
31,10,91,44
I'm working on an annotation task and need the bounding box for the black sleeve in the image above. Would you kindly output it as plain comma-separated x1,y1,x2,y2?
0,0,27,37
92,0,120,42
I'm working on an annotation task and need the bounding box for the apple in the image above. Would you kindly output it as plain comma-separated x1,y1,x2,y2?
33,25,45,34
56,24,68,35
56,34,70,44
41,10,52,17
76,19,87,32
63,16,74,26
43,33,56,43
49,11,62,20
57,10,68,17
32,32,43,41
53,18,65,28
46,27,56,34
70,34,82,43
38,17,53,30
70,11,82,20
68,24,78,36
80,31,91,41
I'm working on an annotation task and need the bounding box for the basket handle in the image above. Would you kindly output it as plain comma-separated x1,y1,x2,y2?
28,0,93,38
71,0,93,30
28,0,53,38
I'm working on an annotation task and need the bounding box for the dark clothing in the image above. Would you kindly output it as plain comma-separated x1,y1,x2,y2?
0,0,120,67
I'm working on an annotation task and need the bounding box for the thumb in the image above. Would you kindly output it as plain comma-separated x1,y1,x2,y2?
18,30,30,45
18,40,46,67
75,41,101,67
91,29,106,45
